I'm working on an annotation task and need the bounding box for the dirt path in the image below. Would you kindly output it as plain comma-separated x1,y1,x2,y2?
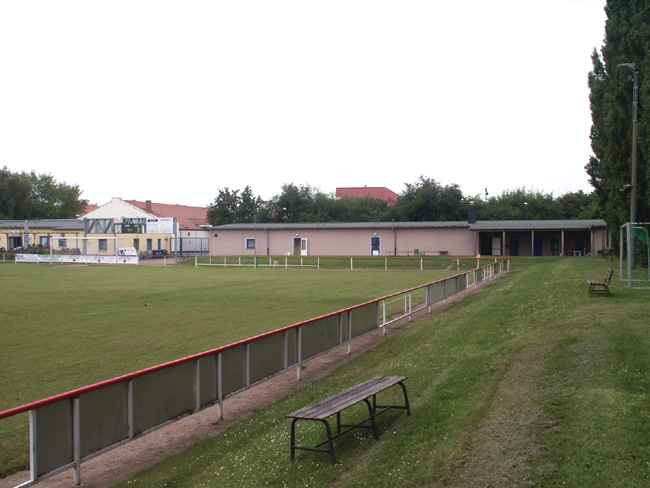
447,344,548,488
1,280,496,488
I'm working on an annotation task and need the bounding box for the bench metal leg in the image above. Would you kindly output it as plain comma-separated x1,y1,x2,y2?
290,418,299,461
336,412,341,434
321,420,337,464
398,381,411,415
363,399,379,440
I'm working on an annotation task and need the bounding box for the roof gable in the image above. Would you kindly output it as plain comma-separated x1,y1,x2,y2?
82,198,156,220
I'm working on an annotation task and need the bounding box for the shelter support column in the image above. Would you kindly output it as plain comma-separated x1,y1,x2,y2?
561,230,565,257
502,231,506,256
590,229,594,256
531,229,535,256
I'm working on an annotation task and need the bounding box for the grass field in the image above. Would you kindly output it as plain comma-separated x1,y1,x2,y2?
0,261,459,476
116,257,650,488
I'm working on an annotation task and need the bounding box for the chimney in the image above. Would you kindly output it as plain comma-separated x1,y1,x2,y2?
145,200,152,213
468,207,477,224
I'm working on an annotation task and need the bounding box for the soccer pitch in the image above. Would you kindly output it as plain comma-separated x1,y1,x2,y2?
0,262,454,476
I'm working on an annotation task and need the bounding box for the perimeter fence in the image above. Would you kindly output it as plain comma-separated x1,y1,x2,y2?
195,255,508,272
0,259,510,487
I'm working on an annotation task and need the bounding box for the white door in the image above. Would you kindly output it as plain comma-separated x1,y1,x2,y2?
491,236,502,256
371,236,381,256
300,238,308,256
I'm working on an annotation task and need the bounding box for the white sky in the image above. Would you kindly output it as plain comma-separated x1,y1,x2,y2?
0,0,606,207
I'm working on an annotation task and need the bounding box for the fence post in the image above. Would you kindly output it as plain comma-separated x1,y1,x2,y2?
285,255,288,269
385,256,388,272
73,397,81,486
209,255,212,265
254,256,257,269
317,256,320,270
29,410,38,484
408,293,413,320
420,256,423,272
300,256,303,267
350,256,353,271
224,256,227,266
382,300,387,335
239,256,241,266
194,256,198,267
193,359,201,412
296,328,303,380
427,285,432,313
217,353,223,420
457,258,460,271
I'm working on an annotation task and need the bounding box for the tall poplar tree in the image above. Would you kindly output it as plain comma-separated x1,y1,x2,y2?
587,1,650,231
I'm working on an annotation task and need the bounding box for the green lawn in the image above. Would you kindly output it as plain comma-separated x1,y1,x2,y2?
0,262,454,476
118,257,650,488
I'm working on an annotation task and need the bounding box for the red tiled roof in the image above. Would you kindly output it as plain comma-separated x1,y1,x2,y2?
126,200,209,230
84,204,99,214
335,187,399,205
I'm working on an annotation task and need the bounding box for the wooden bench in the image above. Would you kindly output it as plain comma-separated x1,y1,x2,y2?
588,269,614,296
287,376,410,463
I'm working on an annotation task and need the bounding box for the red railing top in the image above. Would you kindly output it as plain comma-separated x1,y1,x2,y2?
0,263,503,420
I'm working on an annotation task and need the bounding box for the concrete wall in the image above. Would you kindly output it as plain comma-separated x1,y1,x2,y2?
210,227,476,256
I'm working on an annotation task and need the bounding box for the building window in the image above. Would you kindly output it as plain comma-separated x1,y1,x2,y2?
58,239,67,249
157,239,161,250
8,236,23,249
133,238,140,251
245,237,256,250
147,239,153,252
98,239,108,251
39,236,50,248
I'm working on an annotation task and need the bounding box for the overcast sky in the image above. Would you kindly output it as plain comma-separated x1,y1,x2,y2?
0,0,606,207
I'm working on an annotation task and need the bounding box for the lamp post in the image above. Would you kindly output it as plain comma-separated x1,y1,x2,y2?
618,62,639,225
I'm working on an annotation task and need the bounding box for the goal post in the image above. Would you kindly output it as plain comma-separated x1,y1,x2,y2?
620,222,650,289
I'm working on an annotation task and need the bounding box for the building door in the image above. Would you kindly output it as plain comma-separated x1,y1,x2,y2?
491,236,502,256
511,239,519,256
534,236,544,256
300,238,308,256
293,237,301,256
371,236,381,256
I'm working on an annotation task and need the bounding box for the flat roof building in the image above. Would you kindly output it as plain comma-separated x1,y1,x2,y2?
209,220,608,257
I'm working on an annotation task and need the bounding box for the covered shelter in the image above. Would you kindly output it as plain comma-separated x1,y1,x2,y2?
470,220,608,257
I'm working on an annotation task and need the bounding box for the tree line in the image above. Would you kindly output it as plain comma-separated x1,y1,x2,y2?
587,0,650,231
0,167,87,220
207,178,599,225
0,166,600,225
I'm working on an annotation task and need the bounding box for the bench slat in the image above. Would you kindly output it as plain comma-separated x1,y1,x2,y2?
289,376,406,420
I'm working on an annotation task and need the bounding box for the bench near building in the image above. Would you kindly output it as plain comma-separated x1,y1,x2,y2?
209,219,608,257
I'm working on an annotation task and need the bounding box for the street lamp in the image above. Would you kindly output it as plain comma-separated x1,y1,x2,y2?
617,62,639,224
